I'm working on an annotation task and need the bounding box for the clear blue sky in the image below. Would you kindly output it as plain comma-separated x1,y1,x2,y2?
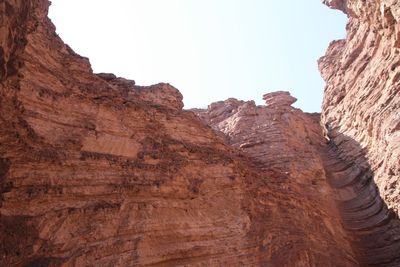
49,0,347,112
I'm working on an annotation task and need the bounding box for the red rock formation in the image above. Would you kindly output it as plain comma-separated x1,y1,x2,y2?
0,1,357,266
193,92,356,265
320,0,400,265
1,0,399,266
320,1,400,215
263,91,297,108
0,1,257,266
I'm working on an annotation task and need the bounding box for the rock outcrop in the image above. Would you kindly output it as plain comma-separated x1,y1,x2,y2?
0,1,356,266
319,0,400,216
1,0,400,266
195,78,400,267
262,91,297,108
193,92,356,265
96,73,184,110
319,0,400,265
0,1,265,266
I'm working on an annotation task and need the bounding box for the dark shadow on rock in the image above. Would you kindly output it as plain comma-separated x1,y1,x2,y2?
322,131,400,267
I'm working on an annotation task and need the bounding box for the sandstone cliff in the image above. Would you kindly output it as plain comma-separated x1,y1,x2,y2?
320,0,400,265
1,0,399,266
0,1,256,266
195,0,400,263
194,92,360,265
321,0,400,217
0,0,356,266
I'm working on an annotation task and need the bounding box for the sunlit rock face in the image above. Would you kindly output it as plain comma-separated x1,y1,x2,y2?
0,1,356,266
193,93,357,266
0,1,253,266
320,0,400,265
1,0,400,266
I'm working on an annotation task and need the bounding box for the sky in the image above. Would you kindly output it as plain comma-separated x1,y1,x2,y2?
48,0,347,112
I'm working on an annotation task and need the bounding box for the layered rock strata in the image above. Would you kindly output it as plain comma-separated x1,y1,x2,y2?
193,92,356,265
0,1,357,266
322,142,400,266
320,0,400,217
320,0,400,265
0,1,258,266
195,85,400,266
2,0,399,265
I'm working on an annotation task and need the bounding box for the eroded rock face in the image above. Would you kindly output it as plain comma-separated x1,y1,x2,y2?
320,0,400,265
193,93,356,266
0,1,357,266
262,91,297,108
1,0,399,266
0,1,263,266
320,0,400,227
96,73,184,110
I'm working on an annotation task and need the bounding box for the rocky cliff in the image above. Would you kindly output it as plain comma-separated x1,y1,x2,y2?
321,0,400,217
0,0,356,266
0,0,399,266
319,0,400,265
195,1,400,264
195,90,400,266
194,92,359,265
321,1,400,208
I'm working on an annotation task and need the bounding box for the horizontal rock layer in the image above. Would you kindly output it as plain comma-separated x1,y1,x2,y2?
1,0,399,266
320,0,400,265
322,142,400,266
0,0,356,266
193,94,356,266
0,1,262,266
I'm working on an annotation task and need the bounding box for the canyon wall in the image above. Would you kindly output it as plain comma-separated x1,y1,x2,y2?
321,0,400,217
320,0,400,265
193,1,400,265
1,0,399,266
0,0,356,266
194,92,357,265
0,1,257,266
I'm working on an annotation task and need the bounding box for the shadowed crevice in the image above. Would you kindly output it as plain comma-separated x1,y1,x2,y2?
322,135,400,267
